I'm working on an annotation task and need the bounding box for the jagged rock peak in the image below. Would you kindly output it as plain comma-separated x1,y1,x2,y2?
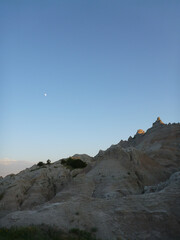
153,117,164,127
136,129,145,135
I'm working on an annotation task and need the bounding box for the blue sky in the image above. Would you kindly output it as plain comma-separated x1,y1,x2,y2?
0,0,180,166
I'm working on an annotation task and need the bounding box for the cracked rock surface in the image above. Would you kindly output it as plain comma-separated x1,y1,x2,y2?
0,118,180,240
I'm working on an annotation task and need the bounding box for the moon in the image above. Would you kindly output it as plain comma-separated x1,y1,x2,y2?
44,93,47,97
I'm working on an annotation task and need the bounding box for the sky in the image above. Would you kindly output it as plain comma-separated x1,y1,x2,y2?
0,0,180,176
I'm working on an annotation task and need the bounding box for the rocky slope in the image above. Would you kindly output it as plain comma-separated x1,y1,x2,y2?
0,117,180,240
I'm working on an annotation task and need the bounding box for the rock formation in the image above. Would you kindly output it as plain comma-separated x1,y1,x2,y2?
136,129,145,135
0,117,180,240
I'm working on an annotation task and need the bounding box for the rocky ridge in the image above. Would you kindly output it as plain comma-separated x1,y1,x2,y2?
0,117,180,240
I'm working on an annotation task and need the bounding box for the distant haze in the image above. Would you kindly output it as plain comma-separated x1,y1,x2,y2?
0,158,33,177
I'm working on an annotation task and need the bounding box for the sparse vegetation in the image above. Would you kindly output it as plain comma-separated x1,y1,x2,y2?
61,157,87,170
0,192,4,200
47,159,51,165
37,160,52,168
69,228,98,240
91,227,98,233
37,161,44,167
0,225,99,240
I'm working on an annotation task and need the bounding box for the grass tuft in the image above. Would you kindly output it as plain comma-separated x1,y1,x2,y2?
0,192,4,201
0,225,99,240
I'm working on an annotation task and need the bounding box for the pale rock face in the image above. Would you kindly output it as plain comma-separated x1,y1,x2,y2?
0,118,180,240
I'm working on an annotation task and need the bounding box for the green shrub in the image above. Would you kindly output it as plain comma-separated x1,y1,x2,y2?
0,192,4,201
61,159,66,164
0,225,99,240
61,157,87,170
37,162,44,167
47,159,51,165
69,228,95,239
91,227,98,233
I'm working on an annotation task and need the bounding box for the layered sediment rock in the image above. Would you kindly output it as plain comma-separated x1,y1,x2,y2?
0,118,180,240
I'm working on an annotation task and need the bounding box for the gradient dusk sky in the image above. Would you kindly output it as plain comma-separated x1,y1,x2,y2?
0,0,180,170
